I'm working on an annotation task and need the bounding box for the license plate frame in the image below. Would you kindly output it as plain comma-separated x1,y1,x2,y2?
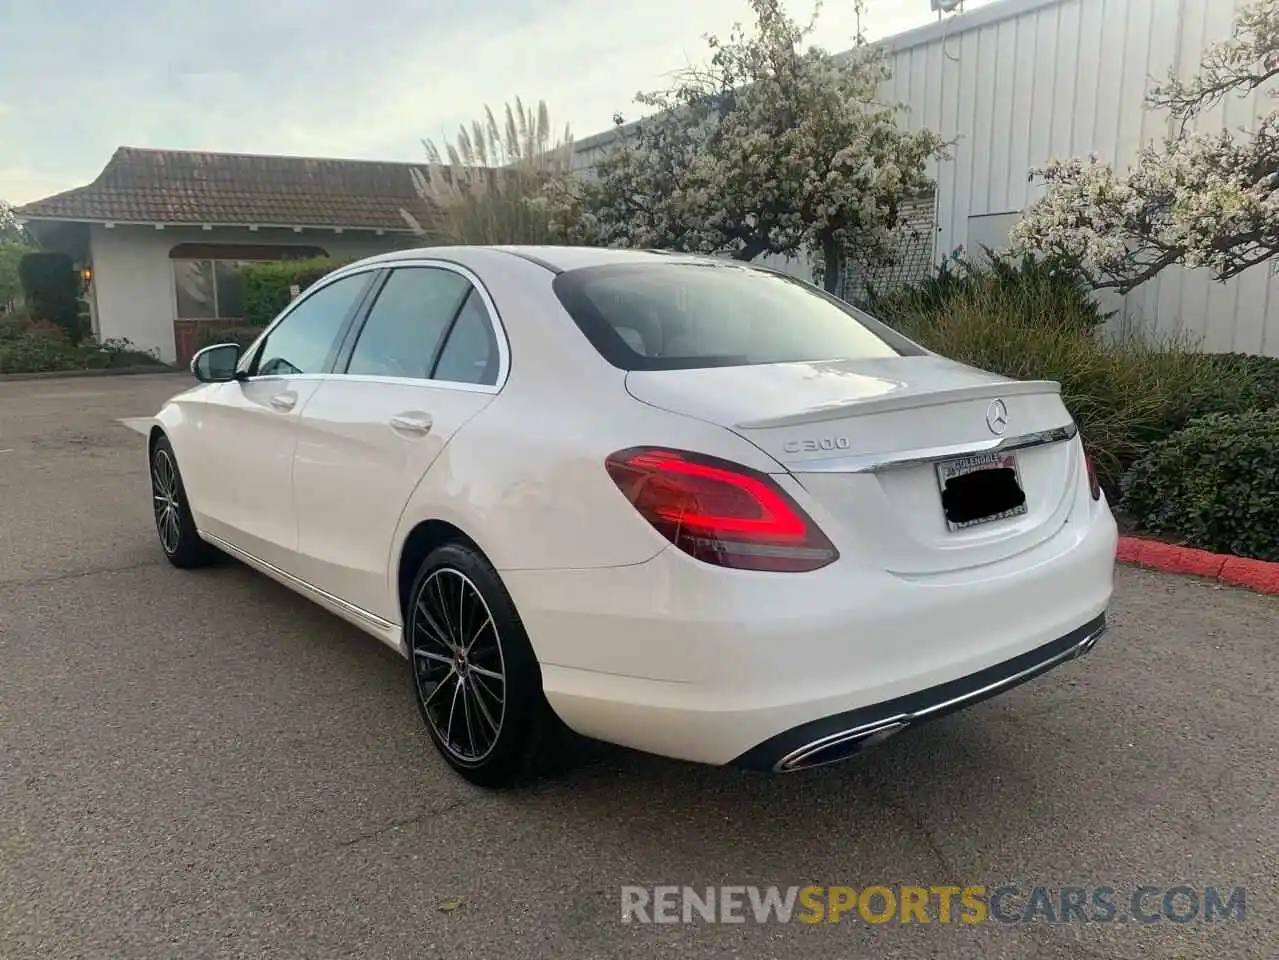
935,451,1029,531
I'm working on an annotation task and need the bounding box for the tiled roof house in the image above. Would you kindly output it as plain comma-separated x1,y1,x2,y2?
16,147,435,364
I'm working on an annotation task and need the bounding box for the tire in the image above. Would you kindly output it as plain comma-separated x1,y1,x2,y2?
150,435,217,569
406,542,568,788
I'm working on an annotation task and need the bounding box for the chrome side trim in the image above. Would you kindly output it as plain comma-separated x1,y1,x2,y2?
775,619,1106,772
318,373,500,395
200,531,396,632
788,422,1079,475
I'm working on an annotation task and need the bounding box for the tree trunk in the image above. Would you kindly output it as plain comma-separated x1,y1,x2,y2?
821,234,842,295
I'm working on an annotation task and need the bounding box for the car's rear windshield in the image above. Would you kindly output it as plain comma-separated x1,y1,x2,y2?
550,260,921,371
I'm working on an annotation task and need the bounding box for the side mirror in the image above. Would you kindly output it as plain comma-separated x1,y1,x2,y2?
191,343,243,383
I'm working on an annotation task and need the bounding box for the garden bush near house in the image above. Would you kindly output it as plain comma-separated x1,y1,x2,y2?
0,313,162,374
1121,410,1279,562
241,258,348,326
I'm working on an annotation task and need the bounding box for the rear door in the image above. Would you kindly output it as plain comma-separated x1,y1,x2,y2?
188,268,376,569
290,262,505,622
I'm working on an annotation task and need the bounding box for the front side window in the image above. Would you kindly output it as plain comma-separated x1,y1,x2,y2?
551,261,920,371
252,272,370,376
346,267,472,380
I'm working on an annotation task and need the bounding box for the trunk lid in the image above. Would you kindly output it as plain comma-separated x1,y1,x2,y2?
625,356,1085,575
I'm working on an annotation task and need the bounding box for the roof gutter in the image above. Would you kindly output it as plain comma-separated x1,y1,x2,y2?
14,215,418,235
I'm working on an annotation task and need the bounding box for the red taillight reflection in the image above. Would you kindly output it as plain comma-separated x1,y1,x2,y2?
605,447,838,572
1084,449,1101,501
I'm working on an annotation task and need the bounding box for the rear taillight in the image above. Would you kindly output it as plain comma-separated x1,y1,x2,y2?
604,447,838,572
1084,448,1101,501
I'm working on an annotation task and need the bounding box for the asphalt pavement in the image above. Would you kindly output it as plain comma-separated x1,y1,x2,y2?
1,373,1276,960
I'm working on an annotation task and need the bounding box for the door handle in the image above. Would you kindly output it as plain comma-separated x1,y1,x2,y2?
269,393,297,412
389,413,433,435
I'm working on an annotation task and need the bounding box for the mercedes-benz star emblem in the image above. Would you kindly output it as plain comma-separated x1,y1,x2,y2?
986,398,1009,435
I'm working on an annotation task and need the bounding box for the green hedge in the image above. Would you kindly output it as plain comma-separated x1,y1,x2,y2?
242,258,349,326
1121,409,1279,562
1146,352,1279,441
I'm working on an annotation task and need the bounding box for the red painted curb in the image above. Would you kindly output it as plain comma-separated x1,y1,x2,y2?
1117,536,1279,596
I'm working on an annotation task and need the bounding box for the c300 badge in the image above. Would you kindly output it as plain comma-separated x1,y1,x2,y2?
783,436,852,454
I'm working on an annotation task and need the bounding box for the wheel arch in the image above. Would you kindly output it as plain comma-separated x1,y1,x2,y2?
395,518,491,626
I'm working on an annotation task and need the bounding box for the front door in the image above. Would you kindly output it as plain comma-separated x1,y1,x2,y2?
291,264,505,622
190,269,376,570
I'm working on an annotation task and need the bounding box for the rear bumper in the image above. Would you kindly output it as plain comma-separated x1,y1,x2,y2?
503,494,1117,767
732,612,1106,771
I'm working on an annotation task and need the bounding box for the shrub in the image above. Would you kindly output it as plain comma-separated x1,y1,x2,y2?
0,314,161,374
869,248,1114,333
0,308,63,342
1144,352,1279,440
878,283,1227,494
0,331,79,372
18,251,83,342
1121,409,1279,562
242,258,348,326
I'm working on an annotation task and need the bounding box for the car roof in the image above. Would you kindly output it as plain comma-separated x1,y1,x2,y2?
491,246,723,272
352,244,727,274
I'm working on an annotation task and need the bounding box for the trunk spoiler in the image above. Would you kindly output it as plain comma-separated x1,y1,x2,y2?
733,379,1062,430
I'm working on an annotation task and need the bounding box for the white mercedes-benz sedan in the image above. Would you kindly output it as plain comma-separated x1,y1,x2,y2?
143,245,1117,787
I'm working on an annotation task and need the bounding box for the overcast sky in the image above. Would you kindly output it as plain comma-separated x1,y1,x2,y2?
0,0,994,205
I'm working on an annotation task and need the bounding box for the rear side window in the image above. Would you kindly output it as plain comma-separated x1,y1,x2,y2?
432,290,499,385
346,267,471,379
551,261,918,371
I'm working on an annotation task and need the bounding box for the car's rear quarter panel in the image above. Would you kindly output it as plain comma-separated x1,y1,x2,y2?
389,250,791,578
393,356,788,574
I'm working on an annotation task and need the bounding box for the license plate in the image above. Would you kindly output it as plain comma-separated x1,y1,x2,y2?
935,451,1028,531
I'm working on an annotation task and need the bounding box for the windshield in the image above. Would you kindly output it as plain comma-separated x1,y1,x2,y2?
551,261,920,371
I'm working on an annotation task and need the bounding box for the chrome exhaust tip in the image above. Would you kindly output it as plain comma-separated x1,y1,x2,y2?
1076,624,1107,657
776,719,911,772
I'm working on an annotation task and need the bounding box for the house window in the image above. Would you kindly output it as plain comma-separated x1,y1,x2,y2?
169,244,327,322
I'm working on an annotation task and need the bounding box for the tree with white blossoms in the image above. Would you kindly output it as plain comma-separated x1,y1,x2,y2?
1010,0,1279,292
568,0,949,293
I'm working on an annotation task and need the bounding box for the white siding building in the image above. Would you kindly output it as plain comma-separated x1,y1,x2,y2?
573,0,1279,357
